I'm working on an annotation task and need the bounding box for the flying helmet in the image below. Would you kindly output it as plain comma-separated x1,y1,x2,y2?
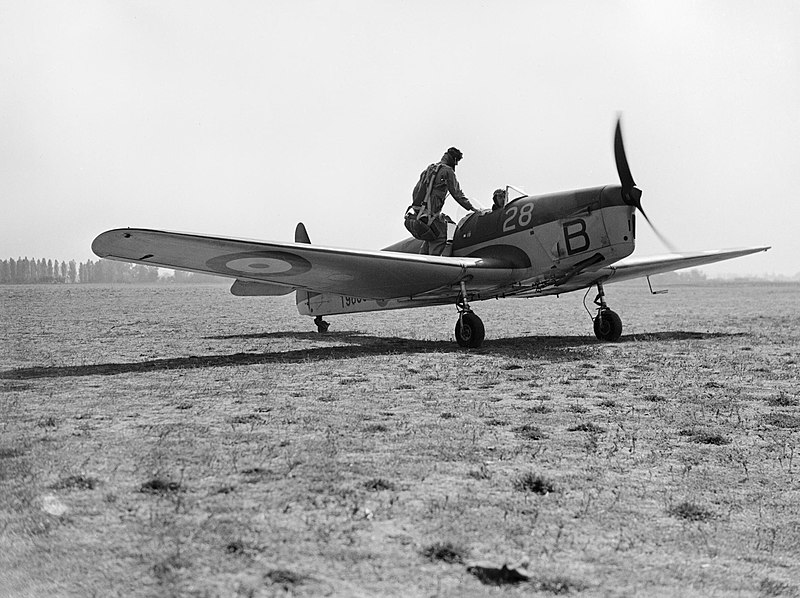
444,147,463,167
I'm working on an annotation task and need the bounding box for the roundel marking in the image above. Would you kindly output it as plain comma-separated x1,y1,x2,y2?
206,251,312,277
226,257,292,274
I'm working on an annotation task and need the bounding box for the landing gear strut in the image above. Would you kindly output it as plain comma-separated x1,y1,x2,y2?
454,282,485,348
314,315,330,333
592,281,622,342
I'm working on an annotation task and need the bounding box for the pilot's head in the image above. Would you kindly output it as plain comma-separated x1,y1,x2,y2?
492,188,507,210
442,147,463,168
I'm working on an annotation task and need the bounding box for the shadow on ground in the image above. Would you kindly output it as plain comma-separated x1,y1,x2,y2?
1,331,747,380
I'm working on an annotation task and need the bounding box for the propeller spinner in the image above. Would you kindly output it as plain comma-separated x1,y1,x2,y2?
614,117,676,252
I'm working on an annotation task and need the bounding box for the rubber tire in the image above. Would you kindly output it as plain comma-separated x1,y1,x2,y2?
593,310,623,342
314,316,330,333
455,312,485,348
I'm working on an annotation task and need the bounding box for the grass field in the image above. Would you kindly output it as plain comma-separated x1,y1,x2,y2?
1,281,799,597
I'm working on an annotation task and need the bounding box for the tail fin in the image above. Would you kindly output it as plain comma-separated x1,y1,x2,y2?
295,222,311,244
295,223,313,311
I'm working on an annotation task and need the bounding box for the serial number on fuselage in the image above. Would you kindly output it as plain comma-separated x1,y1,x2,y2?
336,295,393,311
340,295,371,308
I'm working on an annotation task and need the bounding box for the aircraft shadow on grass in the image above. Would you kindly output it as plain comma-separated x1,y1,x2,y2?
1,331,747,380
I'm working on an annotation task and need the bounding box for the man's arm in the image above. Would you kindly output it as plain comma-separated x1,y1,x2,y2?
443,168,478,211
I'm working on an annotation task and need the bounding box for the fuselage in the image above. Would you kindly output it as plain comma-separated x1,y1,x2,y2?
451,184,637,290
298,184,637,316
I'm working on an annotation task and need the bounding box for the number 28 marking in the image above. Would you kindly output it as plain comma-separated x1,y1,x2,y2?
502,202,534,232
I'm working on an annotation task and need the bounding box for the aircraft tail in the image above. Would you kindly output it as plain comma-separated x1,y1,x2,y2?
294,222,311,244
294,223,315,313
292,222,424,317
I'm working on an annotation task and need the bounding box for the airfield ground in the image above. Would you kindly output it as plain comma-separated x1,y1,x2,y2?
1,282,798,597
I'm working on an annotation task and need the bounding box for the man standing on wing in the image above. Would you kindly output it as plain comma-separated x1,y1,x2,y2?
405,147,480,256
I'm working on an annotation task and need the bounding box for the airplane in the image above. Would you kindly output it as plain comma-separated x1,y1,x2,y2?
92,118,769,349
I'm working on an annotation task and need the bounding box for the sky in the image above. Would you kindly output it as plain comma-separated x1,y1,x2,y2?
1,1,798,277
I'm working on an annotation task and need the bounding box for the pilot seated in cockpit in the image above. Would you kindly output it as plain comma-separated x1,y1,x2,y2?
492,188,507,211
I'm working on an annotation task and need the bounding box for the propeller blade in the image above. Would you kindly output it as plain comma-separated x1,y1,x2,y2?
638,206,678,253
614,118,636,191
614,115,678,252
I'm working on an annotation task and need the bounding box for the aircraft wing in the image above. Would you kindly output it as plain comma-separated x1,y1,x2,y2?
603,246,771,283
513,246,770,298
91,228,512,299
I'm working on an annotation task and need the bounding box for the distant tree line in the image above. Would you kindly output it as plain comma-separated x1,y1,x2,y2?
0,258,222,284
1,257,79,284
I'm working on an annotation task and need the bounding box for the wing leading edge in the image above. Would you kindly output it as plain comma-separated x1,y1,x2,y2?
91,228,512,299
605,246,771,283
512,246,770,297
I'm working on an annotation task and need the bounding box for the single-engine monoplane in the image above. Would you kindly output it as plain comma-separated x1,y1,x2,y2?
92,118,769,348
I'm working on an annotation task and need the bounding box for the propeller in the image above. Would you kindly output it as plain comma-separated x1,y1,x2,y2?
614,117,677,252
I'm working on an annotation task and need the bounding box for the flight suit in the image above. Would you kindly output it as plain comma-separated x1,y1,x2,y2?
411,154,476,256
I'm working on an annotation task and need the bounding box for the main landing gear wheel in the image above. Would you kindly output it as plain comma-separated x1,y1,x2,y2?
454,281,485,348
314,315,330,333
591,280,622,342
594,309,622,342
455,312,485,348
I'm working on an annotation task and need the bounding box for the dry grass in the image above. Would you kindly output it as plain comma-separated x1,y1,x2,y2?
512,472,556,494
1,281,799,596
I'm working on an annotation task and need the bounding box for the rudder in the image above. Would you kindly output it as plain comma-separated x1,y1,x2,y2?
294,222,315,312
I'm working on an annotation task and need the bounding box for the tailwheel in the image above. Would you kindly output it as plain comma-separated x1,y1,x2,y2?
314,315,330,333
455,311,485,348
593,309,622,342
